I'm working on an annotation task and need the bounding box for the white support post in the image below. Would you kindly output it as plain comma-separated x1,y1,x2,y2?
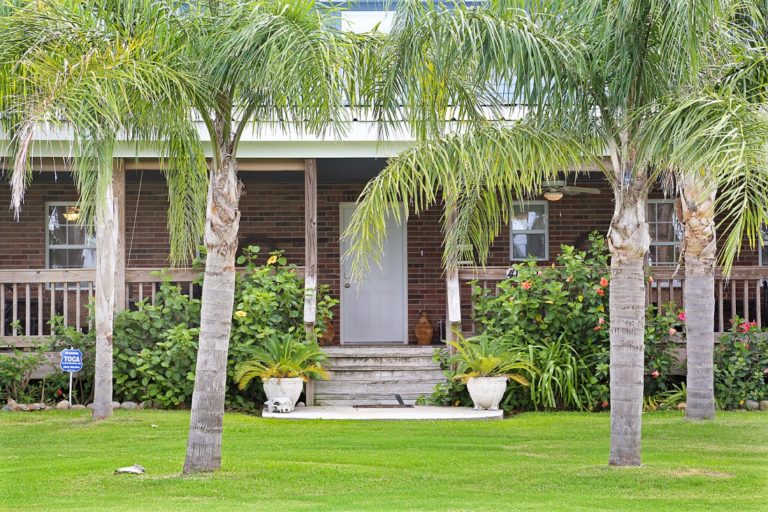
303,158,318,407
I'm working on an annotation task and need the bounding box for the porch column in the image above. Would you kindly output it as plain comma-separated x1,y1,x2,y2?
113,159,126,313
445,209,462,342
304,158,318,406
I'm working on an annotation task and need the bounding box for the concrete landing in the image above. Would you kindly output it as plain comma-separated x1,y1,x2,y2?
262,405,503,421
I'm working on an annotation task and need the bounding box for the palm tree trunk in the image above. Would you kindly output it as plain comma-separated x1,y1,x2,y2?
92,175,118,420
607,179,649,467
183,153,241,474
680,176,717,420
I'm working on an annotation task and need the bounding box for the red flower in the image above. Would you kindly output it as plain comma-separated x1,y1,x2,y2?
600,277,609,287
668,327,677,336
596,288,605,296
651,370,660,379
601,400,609,408
56,389,63,397
537,271,543,276
521,281,532,290
598,317,605,325
678,312,686,321
593,325,602,331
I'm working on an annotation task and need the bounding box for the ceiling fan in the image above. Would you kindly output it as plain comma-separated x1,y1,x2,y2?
541,180,601,201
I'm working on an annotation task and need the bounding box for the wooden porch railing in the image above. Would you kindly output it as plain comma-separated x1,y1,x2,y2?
458,265,768,335
0,266,305,346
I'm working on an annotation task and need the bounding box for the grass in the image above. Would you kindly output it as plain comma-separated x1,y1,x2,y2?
1,410,766,511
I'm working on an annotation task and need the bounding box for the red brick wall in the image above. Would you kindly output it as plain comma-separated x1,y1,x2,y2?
1,170,762,343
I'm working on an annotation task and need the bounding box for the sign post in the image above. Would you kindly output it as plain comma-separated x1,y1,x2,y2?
59,348,83,405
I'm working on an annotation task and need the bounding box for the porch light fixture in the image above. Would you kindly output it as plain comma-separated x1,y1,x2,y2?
63,206,80,222
543,190,564,202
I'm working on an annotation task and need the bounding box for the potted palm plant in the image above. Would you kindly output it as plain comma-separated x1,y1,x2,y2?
448,334,534,411
234,334,329,410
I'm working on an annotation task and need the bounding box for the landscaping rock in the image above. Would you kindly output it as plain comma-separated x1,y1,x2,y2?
87,403,95,409
139,401,153,410
27,403,46,411
111,401,121,410
56,401,71,410
71,404,86,410
296,402,305,408
745,400,759,411
759,401,768,412
676,402,687,411
1,405,11,412
6,399,23,411
121,401,138,410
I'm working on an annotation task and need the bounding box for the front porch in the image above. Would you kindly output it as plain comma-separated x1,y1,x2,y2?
2,156,768,404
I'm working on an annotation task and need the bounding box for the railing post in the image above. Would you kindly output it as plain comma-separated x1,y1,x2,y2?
303,158,318,407
445,209,461,342
113,159,126,313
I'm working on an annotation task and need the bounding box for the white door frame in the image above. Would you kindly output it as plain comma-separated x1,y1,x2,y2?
339,202,408,345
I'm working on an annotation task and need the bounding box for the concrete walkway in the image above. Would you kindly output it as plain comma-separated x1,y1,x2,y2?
262,405,503,420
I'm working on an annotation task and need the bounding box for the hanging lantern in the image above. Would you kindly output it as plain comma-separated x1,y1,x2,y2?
63,206,80,222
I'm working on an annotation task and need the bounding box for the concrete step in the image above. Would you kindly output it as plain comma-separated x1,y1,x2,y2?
323,346,444,358
314,398,424,406
312,345,447,405
325,357,439,369
324,369,445,380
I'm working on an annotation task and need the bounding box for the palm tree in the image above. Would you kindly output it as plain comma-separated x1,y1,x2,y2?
1,4,354,472
0,0,207,420
174,1,352,474
641,5,768,420
344,0,768,465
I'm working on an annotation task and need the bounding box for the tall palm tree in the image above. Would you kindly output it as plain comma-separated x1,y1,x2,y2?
174,1,352,474
1,4,355,473
640,3,768,419
0,0,207,420
344,0,768,465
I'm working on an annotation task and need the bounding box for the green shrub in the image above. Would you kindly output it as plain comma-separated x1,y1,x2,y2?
0,348,47,402
439,234,685,412
714,318,768,409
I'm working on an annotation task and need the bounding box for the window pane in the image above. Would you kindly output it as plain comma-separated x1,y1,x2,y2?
512,234,545,259
67,225,85,245
47,207,66,245
49,250,67,269
512,204,546,231
80,249,96,268
655,245,676,265
656,220,674,242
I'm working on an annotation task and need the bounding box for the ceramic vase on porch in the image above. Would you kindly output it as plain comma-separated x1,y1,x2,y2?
466,377,507,411
415,311,434,345
262,378,304,410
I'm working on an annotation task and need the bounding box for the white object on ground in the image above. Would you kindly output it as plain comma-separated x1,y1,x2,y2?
114,464,145,475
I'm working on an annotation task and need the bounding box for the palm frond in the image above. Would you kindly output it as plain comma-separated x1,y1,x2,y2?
342,120,599,276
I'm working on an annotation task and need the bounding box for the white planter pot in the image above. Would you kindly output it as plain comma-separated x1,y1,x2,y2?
262,377,304,410
466,376,508,411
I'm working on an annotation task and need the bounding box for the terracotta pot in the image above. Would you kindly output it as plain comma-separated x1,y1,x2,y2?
415,311,434,345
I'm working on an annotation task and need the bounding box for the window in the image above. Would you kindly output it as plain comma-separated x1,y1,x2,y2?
761,226,768,266
510,201,548,261
647,200,682,266
46,203,96,271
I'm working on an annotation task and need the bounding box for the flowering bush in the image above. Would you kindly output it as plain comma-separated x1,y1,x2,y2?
714,317,768,409
461,233,686,411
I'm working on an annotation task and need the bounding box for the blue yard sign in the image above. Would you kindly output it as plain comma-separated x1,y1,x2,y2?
60,348,83,372
60,348,83,405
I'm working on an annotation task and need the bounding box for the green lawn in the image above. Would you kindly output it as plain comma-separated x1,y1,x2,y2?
1,410,766,511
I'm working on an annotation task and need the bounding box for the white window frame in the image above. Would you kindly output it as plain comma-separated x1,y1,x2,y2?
760,226,768,266
510,200,549,261
44,201,96,271
647,199,681,267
